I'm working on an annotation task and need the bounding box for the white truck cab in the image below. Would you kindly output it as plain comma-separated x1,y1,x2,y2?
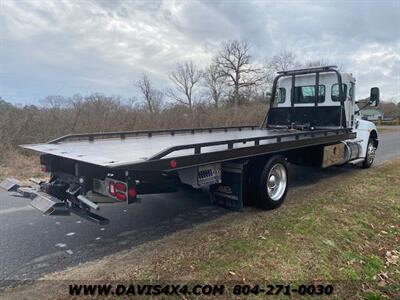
268,65,379,168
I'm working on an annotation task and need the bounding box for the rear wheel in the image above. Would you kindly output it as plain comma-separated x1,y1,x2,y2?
255,155,289,209
362,138,377,168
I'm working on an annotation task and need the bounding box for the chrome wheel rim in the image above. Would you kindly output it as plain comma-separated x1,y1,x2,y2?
267,163,287,201
367,142,376,164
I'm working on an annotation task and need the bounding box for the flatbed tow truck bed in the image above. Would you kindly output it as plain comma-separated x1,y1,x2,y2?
21,126,355,171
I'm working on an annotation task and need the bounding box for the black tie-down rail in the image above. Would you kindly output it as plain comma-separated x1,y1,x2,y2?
119,128,355,172
48,125,259,144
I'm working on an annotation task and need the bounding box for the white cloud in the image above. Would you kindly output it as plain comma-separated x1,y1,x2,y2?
0,0,399,103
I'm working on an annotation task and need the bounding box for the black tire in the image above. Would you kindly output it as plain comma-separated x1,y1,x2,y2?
254,155,289,210
362,138,376,169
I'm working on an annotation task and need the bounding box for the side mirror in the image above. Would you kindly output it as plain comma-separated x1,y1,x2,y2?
369,87,380,107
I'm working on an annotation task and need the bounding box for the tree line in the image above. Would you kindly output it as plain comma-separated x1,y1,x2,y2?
1,40,399,171
2,39,339,113
136,40,332,113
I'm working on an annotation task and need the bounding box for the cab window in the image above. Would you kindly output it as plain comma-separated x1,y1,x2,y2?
293,85,325,103
349,82,355,101
331,84,347,102
276,87,286,103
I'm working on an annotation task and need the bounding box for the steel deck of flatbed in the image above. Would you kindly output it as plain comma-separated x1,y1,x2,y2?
21,126,356,171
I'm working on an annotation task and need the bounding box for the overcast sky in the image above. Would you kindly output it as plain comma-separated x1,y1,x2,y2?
0,0,399,104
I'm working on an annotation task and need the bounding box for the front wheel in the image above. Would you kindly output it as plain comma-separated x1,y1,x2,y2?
362,138,377,168
255,155,289,210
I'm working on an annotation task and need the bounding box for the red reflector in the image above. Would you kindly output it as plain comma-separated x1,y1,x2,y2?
170,159,177,168
128,187,137,198
115,182,126,192
116,192,126,201
109,181,116,196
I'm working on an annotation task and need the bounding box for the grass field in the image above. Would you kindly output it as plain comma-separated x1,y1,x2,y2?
119,160,399,299
3,160,399,299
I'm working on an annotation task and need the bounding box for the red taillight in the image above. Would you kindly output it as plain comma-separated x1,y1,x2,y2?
108,179,129,201
115,182,126,192
109,181,116,196
128,187,137,198
115,192,126,201
41,165,48,172
170,159,177,168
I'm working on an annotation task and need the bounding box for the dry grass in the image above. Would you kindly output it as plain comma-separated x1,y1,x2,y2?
3,160,399,299
0,147,41,181
0,99,266,180
0,98,266,147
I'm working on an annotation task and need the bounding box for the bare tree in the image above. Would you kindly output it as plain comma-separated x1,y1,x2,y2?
303,59,331,67
215,40,264,107
166,60,201,110
136,73,163,114
268,50,299,72
303,59,344,71
202,63,226,109
41,95,68,108
265,51,300,85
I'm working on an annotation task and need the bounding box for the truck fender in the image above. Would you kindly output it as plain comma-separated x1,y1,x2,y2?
370,130,379,148
355,119,378,158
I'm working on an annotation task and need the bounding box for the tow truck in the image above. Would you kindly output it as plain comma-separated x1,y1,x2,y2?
1,66,380,224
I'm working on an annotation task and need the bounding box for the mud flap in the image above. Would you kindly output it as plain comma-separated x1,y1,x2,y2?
210,161,248,210
0,178,22,192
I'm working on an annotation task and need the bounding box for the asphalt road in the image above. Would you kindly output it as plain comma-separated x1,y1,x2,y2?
0,130,399,283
